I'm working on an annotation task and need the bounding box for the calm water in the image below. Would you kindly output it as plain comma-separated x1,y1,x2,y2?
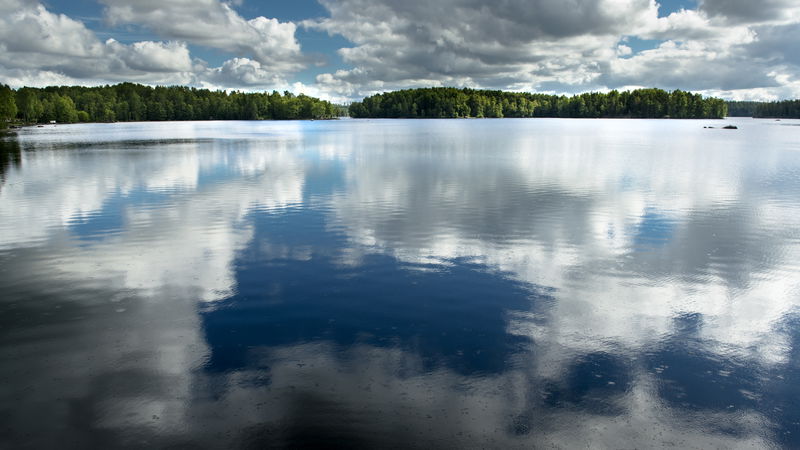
2,118,800,448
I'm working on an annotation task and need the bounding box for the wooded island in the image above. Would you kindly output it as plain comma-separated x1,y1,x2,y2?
726,100,800,118
349,87,729,119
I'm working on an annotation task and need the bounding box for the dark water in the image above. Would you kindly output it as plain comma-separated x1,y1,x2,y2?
1,118,800,448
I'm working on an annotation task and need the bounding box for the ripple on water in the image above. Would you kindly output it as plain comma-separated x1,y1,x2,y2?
2,119,800,448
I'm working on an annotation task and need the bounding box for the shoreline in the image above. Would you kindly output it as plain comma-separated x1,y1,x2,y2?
3,117,345,131
4,116,787,134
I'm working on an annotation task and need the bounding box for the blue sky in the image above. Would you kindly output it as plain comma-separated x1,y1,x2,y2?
41,0,352,83
2,0,799,101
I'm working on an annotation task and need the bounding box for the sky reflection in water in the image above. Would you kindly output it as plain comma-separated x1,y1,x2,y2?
1,119,800,448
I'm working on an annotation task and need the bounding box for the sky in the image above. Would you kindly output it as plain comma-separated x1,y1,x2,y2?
0,0,799,102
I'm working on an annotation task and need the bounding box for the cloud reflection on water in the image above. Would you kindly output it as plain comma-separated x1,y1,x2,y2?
328,119,800,366
1,119,799,447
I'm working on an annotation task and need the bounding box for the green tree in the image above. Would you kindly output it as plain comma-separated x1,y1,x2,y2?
0,84,18,126
53,94,78,123
15,88,42,123
349,87,728,119
0,82,343,124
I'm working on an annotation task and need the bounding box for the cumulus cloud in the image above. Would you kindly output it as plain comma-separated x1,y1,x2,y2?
200,57,288,88
99,0,307,72
306,0,655,96
0,0,195,85
0,1,102,57
1,0,799,99
0,0,307,91
699,0,800,25
604,40,780,91
106,39,193,73
309,0,800,100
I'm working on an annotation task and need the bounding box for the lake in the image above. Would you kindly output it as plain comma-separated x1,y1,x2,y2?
1,118,800,448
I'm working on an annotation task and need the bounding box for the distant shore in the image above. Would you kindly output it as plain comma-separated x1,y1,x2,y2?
0,83,344,126
348,87,729,119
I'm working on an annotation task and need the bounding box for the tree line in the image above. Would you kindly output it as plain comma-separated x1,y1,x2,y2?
8,83,799,126
349,87,728,119
0,83,340,127
727,100,800,118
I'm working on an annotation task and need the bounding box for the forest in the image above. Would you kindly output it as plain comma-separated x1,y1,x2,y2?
4,83,800,127
0,83,339,127
348,87,728,119
726,100,800,118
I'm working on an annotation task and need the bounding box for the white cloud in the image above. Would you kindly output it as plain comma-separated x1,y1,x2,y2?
106,39,193,73
308,0,800,100
0,0,103,58
307,0,655,97
604,40,778,91
199,57,287,88
0,0,307,91
0,0,195,85
99,0,306,72
0,0,799,100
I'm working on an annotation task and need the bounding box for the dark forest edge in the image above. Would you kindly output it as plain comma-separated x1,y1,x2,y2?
3,84,800,129
0,83,343,128
349,87,729,119
726,100,800,118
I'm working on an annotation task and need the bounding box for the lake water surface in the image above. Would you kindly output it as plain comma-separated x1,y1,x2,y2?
2,118,800,448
